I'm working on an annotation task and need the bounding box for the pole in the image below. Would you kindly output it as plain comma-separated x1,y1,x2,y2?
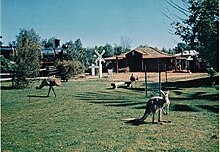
99,59,102,78
158,59,161,96
144,64,147,96
165,64,167,82
165,71,168,83
116,56,118,73
159,71,161,96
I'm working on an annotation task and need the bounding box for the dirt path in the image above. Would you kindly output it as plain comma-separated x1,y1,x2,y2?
68,71,210,83
103,71,209,82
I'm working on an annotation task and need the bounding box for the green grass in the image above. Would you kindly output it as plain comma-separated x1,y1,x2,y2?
1,77,219,151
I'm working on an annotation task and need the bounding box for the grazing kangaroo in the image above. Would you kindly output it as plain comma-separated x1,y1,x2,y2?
130,74,138,88
36,76,61,97
136,90,170,123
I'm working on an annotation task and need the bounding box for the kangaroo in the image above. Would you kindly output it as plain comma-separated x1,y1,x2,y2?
136,90,170,124
130,74,138,88
36,76,61,97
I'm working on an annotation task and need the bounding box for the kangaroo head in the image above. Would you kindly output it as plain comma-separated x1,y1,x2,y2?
160,90,170,114
160,90,170,103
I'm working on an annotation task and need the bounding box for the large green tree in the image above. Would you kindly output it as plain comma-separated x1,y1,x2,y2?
41,37,56,48
171,0,219,69
14,28,41,88
103,44,114,58
65,40,75,61
65,38,89,68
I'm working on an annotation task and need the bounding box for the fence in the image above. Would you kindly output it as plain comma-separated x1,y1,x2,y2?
144,72,168,96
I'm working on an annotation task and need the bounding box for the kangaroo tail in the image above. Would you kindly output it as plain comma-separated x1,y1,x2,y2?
36,85,44,90
135,109,149,122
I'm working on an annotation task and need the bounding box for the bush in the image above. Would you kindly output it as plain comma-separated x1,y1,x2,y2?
0,56,16,73
55,60,84,80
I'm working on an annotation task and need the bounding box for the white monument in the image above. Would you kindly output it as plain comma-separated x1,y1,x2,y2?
89,63,98,76
95,50,105,78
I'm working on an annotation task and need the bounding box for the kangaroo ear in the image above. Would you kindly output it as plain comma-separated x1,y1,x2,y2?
160,90,166,96
166,90,169,96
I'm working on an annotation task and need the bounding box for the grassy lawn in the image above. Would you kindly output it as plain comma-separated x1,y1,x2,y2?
1,74,219,151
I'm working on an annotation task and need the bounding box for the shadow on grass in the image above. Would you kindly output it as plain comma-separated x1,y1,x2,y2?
73,90,146,108
116,76,219,101
170,92,219,102
123,119,171,126
197,105,219,113
27,95,49,98
89,100,146,107
124,119,148,126
163,76,219,89
172,104,198,112
190,93,218,101
0,86,15,90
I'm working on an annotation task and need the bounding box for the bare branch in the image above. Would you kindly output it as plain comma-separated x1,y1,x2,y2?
182,0,190,8
170,0,189,12
167,8,186,21
167,29,176,35
154,1,175,22
165,0,189,16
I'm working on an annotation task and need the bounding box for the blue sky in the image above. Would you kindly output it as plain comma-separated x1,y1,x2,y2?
1,0,183,49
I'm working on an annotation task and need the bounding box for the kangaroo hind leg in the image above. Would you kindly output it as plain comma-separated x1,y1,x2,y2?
158,109,162,122
151,112,155,124
51,86,56,97
47,86,52,97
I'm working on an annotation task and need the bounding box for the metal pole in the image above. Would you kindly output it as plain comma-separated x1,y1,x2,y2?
159,71,161,95
144,64,147,96
165,64,167,82
116,56,118,73
166,71,168,83
158,59,161,96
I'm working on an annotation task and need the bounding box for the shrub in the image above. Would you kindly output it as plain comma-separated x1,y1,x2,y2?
55,60,84,79
13,28,41,89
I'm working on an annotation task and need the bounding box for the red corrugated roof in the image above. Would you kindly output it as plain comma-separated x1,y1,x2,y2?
104,53,126,61
132,47,174,59
104,47,174,61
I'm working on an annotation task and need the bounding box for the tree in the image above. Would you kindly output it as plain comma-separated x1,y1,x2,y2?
14,28,41,88
65,40,75,60
74,38,86,66
84,47,96,68
174,43,190,54
65,38,83,61
103,44,114,58
138,44,149,48
41,37,56,48
120,36,131,52
65,38,88,69
168,0,219,69
74,38,82,51
113,44,124,55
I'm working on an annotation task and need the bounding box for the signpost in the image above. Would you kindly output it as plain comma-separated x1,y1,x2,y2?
94,50,105,79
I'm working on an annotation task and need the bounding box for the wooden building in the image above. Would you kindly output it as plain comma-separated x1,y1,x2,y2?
126,47,174,72
104,53,127,72
104,47,175,72
174,50,208,72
